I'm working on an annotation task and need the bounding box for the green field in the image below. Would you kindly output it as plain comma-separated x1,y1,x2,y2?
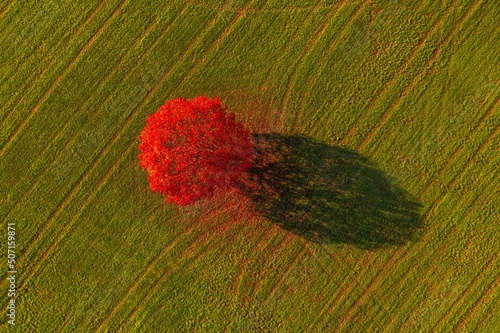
1,0,499,332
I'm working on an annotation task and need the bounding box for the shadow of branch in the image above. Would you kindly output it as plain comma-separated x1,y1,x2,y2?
237,133,424,249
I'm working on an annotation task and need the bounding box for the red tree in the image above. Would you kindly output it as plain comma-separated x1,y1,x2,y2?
138,96,253,206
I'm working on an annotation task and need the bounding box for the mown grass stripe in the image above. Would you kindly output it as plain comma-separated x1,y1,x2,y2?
0,0,14,17
299,247,367,328
0,0,128,156
0,5,185,268
230,223,278,301
402,167,498,331
310,5,494,328
368,5,498,167
258,238,306,301
0,7,102,121
419,92,500,196
316,243,356,276
251,234,302,297
372,168,499,332
254,0,325,88
338,1,458,145
0,0,105,121
300,6,470,321
2,0,253,320
93,222,192,332
340,211,476,331
236,3,371,315
430,256,498,332
0,0,497,330
278,0,350,103
164,0,266,93
289,1,372,131
340,0,470,148
411,1,498,171
356,0,483,152
396,142,496,291
423,124,499,222
452,273,500,333
396,251,495,332
311,251,390,330
29,138,238,330
83,1,266,324
280,0,358,130
468,283,500,333
379,284,427,332
366,245,458,330
306,252,377,331
316,125,497,331
0,2,195,291
59,304,78,332
302,243,332,277
323,252,404,332
189,1,358,13
111,199,249,332
0,3,22,49
0,4,176,225
223,233,293,332
19,2,210,261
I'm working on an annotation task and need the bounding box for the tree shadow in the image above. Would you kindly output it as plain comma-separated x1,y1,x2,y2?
237,133,424,249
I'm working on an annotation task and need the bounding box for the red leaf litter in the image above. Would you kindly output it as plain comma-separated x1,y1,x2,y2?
138,96,253,206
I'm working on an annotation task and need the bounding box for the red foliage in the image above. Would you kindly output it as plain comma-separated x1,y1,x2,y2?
138,96,253,206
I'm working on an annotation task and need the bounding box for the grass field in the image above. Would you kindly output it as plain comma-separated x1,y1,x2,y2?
1,0,499,331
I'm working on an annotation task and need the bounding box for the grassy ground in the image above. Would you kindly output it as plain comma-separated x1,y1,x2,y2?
0,0,498,332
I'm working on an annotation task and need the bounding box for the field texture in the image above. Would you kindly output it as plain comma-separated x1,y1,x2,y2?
1,0,499,332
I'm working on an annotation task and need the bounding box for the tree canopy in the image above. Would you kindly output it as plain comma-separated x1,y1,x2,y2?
138,96,253,205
